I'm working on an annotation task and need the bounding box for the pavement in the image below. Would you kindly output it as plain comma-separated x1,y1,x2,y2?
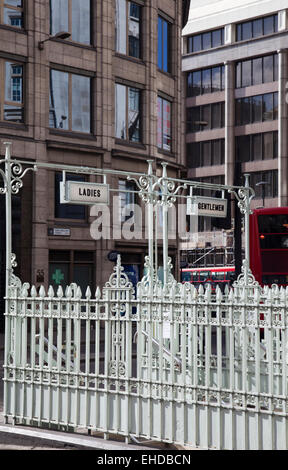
0,331,196,452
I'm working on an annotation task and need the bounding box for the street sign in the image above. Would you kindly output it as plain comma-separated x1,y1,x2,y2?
60,181,109,205
187,196,227,218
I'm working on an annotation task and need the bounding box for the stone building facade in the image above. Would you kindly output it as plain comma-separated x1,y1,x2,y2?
0,0,189,325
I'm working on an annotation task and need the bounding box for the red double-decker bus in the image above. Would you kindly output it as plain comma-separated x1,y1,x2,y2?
250,207,288,287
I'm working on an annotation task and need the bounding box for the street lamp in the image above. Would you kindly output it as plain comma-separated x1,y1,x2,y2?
38,31,71,50
256,181,268,208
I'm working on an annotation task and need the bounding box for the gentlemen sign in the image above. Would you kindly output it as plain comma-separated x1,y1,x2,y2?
60,181,109,205
187,196,227,218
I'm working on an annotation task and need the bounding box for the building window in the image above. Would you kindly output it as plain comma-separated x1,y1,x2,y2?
187,139,225,168
49,69,91,133
157,96,172,152
115,0,141,59
158,15,171,73
0,60,24,123
119,179,137,223
54,172,86,220
187,102,225,132
187,65,225,97
236,53,278,88
115,83,141,142
236,131,278,162
249,170,278,199
187,28,224,54
49,250,94,295
2,1,23,28
236,92,278,125
236,14,278,42
50,0,91,45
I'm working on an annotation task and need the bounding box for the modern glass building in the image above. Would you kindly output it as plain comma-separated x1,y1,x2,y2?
182,0,288,267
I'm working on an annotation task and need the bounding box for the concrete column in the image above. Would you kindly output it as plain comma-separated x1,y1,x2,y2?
278,49,288,206
224,61,235,187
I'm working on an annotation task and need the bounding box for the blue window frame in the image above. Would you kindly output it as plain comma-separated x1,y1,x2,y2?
158,16,171,73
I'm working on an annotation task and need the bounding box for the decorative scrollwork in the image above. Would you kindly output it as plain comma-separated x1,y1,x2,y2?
233,259,260,288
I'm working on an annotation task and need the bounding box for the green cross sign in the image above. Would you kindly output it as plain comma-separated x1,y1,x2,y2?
52,269,65,285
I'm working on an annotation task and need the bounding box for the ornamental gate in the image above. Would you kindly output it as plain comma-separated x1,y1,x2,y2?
2,142,288,450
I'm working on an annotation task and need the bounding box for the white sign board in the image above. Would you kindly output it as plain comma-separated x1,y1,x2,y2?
60,181,109,205
187,196,227,218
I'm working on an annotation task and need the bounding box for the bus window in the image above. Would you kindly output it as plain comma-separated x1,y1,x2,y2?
212,272,225,281
181,272,191,282
199,271,210,282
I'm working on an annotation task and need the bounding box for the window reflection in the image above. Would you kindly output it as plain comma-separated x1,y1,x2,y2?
236,14,278,42
115,0,141,59
158,16,171,72
187,65,225,97
236,132,278,162
4,62,23,123
49,69,91,133
50,0,90,45
157,96,171,151
236,92,278,125
236,54,278,88
3,1,23,28
115,83,140,142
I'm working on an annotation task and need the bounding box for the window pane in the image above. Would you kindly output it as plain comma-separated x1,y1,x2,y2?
242,97,251,124
236,62,242,88
71,74,90,132
273,93,278,120
115,83,127,139
212,140,221,165
202,104,211,129
128,87,140,142
263,132,273,160
237,135,250,162
50,70,69,129
4,62,23,122
202,32,211,50
235,99,242,125
71,0,90,44
162,20,169,72
157,97,163,147
73,265,93,296
192,71,201,96
55,172,86,219
4,8,23,27
274,54,278,81
242,60,252,87
193,35,202,52
162,99,171,151
187,143,200,168
202,68,211,94
211,103,221,128
212,29,222,48
158,17,163,69
128,2,140,58
253,19,263,38
273,132,278,159
263,93,273,121
187,107,200,132
202,142,211,166
252,134,262,160
263,15,274,35
116,0,127,54
242,21,252,40
263,55,273,83
50,0,69,35
252,58,262,85
211,66,221,92
237,24,242,41
252,95,262,123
